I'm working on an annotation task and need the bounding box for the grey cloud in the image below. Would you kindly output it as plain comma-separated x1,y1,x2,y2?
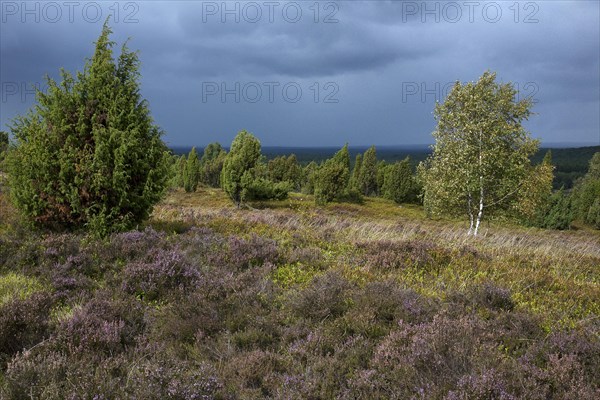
1,1,598,146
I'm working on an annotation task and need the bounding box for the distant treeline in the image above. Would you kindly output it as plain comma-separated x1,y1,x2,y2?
171,145,600,189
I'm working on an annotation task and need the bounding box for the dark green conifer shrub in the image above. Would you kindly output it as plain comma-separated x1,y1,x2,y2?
6,22,168,236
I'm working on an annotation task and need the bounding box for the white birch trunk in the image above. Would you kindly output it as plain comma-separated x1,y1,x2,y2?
474,131,484,236
474,178,484,236
467,194,474,235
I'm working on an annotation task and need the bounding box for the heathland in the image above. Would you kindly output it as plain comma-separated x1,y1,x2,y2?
1,181,599,398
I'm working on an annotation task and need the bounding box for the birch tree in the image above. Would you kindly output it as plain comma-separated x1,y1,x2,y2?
419,71,542,236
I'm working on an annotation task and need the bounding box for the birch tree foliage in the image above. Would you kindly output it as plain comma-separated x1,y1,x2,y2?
419,71,543,235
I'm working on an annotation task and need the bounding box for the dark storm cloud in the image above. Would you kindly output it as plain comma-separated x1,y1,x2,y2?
1,1,598,146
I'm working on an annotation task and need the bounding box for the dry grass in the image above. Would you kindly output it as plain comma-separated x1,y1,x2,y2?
150,188,600,328
154,188,600,259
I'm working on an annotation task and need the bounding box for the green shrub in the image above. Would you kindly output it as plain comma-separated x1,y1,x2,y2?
357,146,378,196
587,198,600,228
221,131,289,206
267,154,303,191
529,188,574,230
314,144,353,205
6,22,168,236
200,142,227,188
183,147,200,193
381,157,419,204
573,152,600,228
314,160,349,205
301,161,318,194
0,131,7,166
241,174,290,202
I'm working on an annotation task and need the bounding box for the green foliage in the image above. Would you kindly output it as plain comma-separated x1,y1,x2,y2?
314,145,352,205
271,263,320,289
573,152,600,228
301,161,319,195
221,130,262,206
519,150,557,220
172,155,186,189
314,161,347,205
183,147,200,193
381,157,418,204
587,198,600,229
221,131,289,205
200,142,226,188
419,71,546,234
241,172,290,202
530,146,600,189
332,143,351,176
5,22,168,236
268,154,302,191
528,188,574,230
349,153,362,190
358,146,378,196
0,273,44,306
0,131,7,165
376,160,387,193
513,150,554,221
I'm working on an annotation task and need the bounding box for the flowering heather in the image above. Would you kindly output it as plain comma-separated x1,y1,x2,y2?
0,188,598,398
122,248,201,301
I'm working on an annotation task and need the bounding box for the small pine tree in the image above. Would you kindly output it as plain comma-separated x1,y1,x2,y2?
358,146,378,196
221,131,287,206
529,188,573,230
183,147,200,193
314,161,348,205
376,160,387,193
200,142,226,188
350,153,362,190
314,145,351,205
513,149,554,222
333,143,351,173
587,198,600,229
268,154,302,190
573,152,600,228
6,21,168,235
221,131,262,206
173,155,187,189
302,161,318,194
285,154,303,191
382,157,417,204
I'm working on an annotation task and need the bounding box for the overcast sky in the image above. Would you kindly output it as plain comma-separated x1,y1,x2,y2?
1,0,599,147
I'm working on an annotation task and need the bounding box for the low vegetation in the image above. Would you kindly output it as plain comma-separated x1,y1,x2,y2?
1,187,599,398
